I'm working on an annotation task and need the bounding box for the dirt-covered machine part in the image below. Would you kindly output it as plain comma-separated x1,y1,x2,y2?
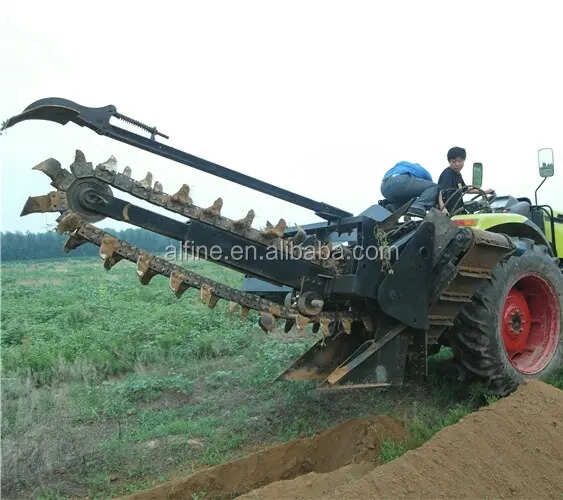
3,97,521,391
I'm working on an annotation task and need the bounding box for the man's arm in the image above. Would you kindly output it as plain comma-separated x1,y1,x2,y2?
437,169,461,214
465,185,495,195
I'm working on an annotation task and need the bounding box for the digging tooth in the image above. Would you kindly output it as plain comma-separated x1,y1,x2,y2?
99,235,123,270
123,166,132,177
103,256,122,271
56,212,84,233
98,155,118,173
63,232,89,253
284,318,295,333
296,314,311,330
208,294,220,309
341,317,352,334
320,318,332,337
99,235,119,260
69,149,92,177
136,255,158,285
171,184,193,205
153,181,163,194
258,312,276,333
169,271,192,298
200,284,219,308
32,158,62,181
200,285,211,304
232,209,255,231
240,306,250,320
20,192,65,216
202,198,222,218
362,315,374,333
139,172,153,190
262,218,286,238
288,226,306,245
74,150,86,163
228,301,239,316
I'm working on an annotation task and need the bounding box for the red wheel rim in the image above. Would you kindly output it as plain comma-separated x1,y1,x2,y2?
501,272,560,374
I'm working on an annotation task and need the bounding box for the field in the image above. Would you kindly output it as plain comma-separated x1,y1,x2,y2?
2,255,563,499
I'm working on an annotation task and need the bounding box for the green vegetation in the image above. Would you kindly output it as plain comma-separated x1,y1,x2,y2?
2,255,562,499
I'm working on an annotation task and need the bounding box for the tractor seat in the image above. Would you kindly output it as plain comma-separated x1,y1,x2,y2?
378,199,426,218
503,200,532,219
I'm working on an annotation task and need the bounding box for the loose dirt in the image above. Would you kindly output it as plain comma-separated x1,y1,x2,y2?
122,380,563,500
121,414,406,500
242,380,563,499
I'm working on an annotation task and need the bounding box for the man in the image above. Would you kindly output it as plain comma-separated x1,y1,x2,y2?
380,161,440,217
438,146,494,214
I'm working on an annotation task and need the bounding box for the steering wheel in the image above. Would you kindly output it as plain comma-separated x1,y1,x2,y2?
443,185,496,216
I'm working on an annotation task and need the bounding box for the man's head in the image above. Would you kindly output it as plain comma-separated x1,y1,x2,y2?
447,146,466,173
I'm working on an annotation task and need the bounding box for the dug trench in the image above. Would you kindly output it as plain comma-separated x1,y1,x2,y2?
120,414,406,500
121,380,563,499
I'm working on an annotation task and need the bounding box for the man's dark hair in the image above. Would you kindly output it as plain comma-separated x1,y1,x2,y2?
447,146,466,161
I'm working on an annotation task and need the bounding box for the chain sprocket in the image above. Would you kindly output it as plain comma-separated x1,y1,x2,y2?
65,177,113,223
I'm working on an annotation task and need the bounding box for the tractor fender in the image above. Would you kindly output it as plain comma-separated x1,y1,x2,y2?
484,220,555,256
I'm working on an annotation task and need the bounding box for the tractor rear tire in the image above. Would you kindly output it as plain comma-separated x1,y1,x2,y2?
449,237,563,396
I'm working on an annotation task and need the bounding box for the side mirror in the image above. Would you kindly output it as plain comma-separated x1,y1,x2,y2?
472,162,483,188
538,148,554,177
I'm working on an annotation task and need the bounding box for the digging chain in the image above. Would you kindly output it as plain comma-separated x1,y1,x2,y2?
28,150,361,334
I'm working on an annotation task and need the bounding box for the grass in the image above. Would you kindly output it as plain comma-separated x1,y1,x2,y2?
2,256,562,499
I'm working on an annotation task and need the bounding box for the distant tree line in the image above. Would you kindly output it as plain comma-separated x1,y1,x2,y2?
1,227,178,261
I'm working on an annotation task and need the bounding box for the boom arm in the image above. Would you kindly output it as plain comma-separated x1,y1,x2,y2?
2,97,352,222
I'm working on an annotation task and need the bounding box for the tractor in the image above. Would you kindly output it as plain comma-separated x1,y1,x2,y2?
2,97,562,397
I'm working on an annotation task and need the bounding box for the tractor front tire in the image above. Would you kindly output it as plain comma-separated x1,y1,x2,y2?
449,237,563,396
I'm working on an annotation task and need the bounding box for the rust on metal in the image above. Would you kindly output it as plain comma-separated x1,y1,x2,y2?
136,255,158,285
259,312,276,333
99,235,123,270
169,270,191,298
56,212,84,233
326,366,349,385
138,172,153,190
97,155,118,173
201,198,223,219
231,209,255,232
122,203,131,221
20,150,371,329
280,367,326,381
228,301,239,315
63,232,88,253
261,219,287,239
99,235,120,260
170,184,192,205
200,284,220,308
296,314,312,330
240,305,250,319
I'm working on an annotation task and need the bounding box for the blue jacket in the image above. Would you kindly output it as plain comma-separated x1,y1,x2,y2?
383,161,433,182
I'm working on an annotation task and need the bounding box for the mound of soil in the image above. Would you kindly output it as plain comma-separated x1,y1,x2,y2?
242,380,563,499
121,414,406,500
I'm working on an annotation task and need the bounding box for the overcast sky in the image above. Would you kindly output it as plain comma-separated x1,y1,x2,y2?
1,1,562,235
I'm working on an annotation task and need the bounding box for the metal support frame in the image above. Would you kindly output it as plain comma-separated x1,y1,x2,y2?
79,188,330,290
